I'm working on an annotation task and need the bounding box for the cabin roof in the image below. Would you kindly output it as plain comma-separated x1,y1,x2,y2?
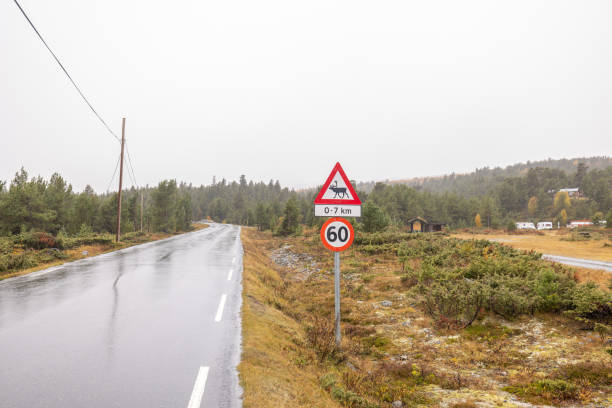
407,217,445,225
407,216,429,224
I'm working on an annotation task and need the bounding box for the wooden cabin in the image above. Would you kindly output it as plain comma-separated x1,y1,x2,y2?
407,217,445,233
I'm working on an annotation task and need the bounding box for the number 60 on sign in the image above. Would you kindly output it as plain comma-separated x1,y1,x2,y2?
320,217,354,252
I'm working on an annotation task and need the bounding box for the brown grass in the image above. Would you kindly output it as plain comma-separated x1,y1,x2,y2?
453,231,612,262
573,267,612,289
238,228,341,408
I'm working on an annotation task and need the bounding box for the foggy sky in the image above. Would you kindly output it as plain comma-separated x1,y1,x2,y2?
1,0,611,192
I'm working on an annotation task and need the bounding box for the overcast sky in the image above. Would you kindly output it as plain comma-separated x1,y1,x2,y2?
1,0,611,192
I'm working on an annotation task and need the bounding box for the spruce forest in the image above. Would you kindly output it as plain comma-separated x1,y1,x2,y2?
1,157,612,237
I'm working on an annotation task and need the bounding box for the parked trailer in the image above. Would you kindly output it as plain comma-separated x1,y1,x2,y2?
537,222,553,230
516,222,536,230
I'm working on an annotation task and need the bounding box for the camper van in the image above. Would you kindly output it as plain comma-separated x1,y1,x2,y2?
515,222,536,230
537,222,553,230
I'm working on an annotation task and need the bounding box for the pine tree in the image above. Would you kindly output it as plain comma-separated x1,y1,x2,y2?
278,197,299,236
361,203,389,232
151,180,178,232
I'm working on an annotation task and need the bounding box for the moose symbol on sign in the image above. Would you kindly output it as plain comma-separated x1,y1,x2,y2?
329,181,349,199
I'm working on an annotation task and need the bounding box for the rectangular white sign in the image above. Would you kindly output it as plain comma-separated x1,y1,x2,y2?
315,204,361,217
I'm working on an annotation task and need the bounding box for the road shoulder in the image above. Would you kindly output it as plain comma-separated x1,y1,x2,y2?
238,228,341,408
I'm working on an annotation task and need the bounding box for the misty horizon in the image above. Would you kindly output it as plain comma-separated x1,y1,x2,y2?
2,1,611,192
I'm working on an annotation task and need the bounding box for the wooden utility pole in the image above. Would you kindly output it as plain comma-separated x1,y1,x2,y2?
116,118,126,242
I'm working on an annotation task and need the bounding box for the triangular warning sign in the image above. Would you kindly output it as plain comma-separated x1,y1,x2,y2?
314,162,361,205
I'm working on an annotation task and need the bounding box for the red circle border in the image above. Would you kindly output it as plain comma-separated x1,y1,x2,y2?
320,217,355,252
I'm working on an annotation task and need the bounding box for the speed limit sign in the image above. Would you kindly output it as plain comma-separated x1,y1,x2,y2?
320,217,354,252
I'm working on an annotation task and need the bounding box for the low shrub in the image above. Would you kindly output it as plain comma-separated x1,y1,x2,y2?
415,276,485,329
59,235,114,249
344,324,376,338
451,401,478,408
504,379,579,403
19,232,59,250
362,335,391,350
320,373,378,408
0,252,38,272
565,282,612,323
305,317,338,362
463,323,520,342
357,233,612,328
555,361,612,386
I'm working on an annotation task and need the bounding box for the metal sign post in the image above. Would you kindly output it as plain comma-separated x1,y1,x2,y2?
315,163,361,348
334,251,341,346
320,217,355,347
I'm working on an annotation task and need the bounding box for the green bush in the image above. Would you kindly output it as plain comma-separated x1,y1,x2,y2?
320,373,379,408
360,203,389,233
354,231,416,246
360,233,610,328
18,232,59,250
0,252,38,272
565,282,612,323
415,275,486,328
504,379,578,402
0,237,13,255
58,234,114,249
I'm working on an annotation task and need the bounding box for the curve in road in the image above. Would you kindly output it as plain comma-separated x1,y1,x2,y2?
542,254,612,273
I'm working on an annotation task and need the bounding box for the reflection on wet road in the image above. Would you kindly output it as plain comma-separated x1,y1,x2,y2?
0,223,243,408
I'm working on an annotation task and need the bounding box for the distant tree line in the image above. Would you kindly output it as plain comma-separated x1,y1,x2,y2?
0,168,192,236
360,162,612,229
2,161,611,239
358,156,612,195
185,162,612,233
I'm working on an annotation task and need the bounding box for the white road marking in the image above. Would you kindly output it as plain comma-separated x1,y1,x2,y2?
227,268,233,281
215,294,227,322
187,366,209,408
232,257,236,264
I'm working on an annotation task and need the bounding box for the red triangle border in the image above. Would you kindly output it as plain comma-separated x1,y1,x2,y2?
314,162,362,205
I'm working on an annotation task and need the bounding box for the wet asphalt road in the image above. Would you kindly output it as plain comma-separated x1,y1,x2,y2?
0,223,243,408
542,254,612,273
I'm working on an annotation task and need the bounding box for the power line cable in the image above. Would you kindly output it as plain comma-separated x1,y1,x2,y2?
12,0,120,143
125,142,136,186
122,142,136,188
126,163,136,189
125,141,139,189
105,153,121,193
126,161,137,190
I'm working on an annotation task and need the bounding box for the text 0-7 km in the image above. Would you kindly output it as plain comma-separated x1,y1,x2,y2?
314,205,361,217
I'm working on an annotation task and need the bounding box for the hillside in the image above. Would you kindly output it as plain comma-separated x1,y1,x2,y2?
357,157,612,195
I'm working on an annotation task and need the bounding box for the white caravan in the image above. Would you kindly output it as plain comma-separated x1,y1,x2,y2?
516,222,536,230
537,222,553,230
